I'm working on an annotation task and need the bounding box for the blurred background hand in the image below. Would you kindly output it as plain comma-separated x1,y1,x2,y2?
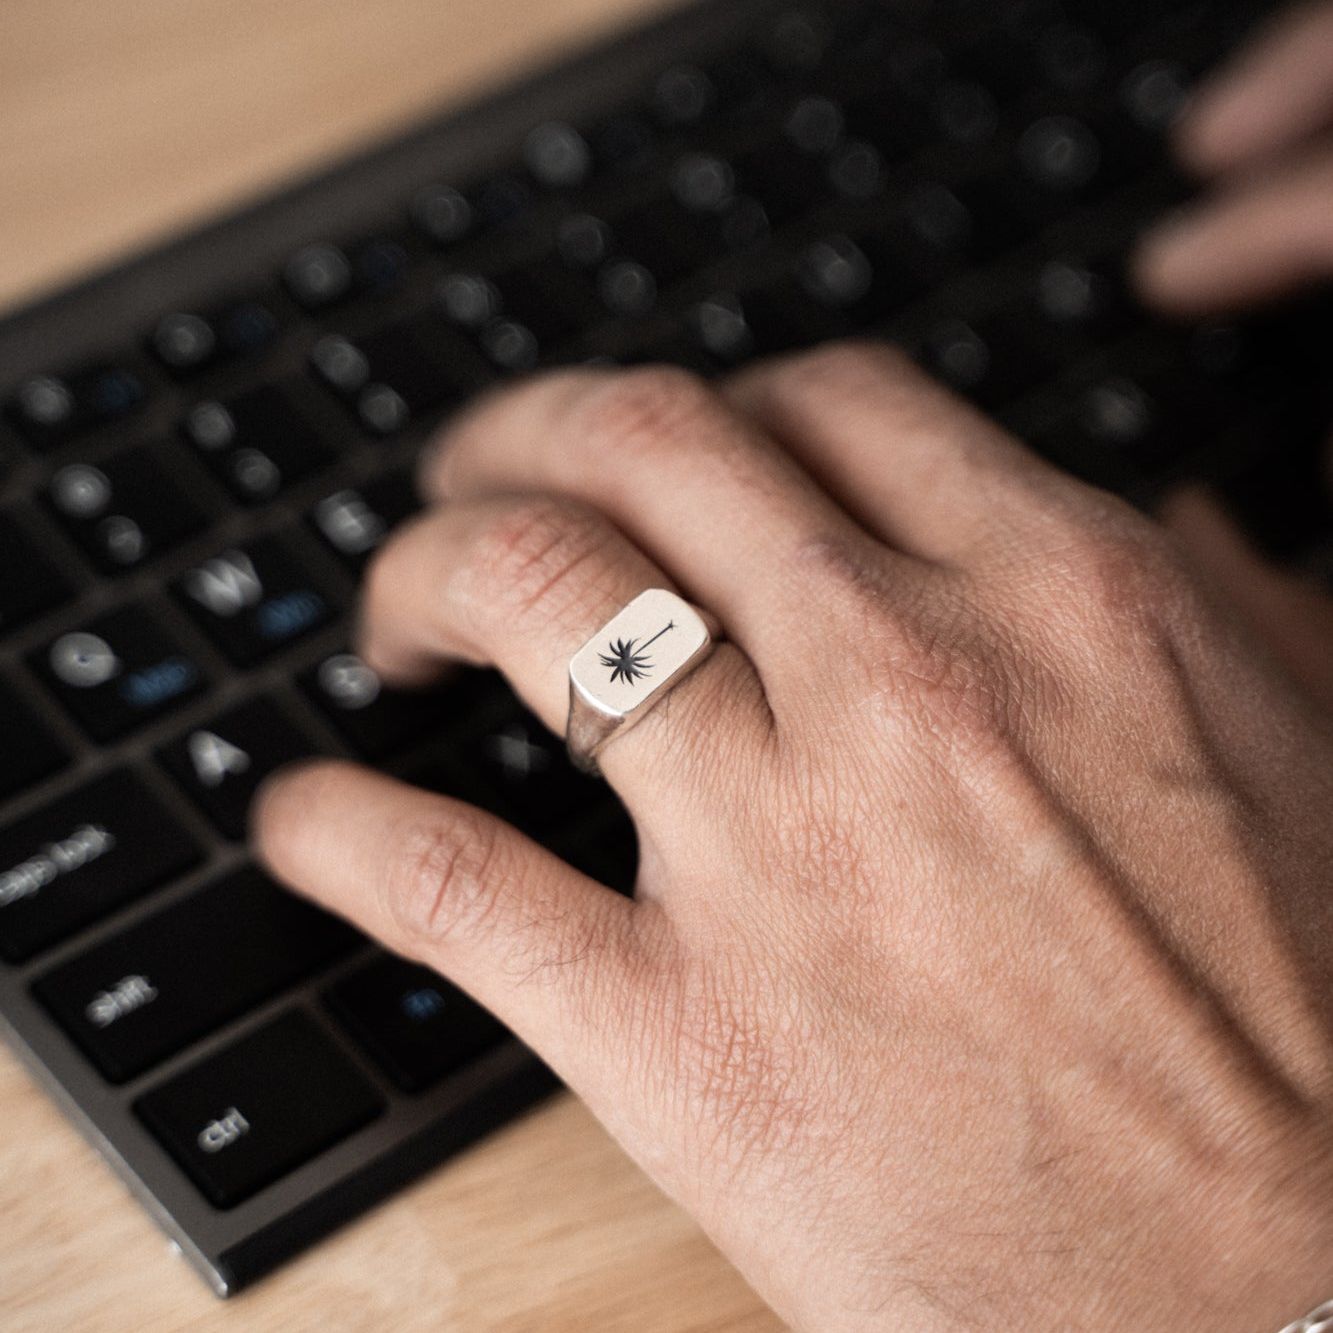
1135,0,1333,714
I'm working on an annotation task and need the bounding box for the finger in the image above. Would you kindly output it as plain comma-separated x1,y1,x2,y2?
1134,144,1333,312
418,364,902,658
1176,1,1333,176
724,341,1090,565
254,759,641,1083
1160,487,1333,713
358,493,770,793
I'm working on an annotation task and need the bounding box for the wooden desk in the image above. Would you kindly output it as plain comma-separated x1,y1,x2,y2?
0,3,778,1327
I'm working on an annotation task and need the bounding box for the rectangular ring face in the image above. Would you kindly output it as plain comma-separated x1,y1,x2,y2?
569,588,711,720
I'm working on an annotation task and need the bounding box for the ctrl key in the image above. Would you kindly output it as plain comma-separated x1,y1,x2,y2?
135,1010,384,1209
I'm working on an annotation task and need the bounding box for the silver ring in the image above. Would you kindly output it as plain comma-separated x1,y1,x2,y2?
567,588,719,776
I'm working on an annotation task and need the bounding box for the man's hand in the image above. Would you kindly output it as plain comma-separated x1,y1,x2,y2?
1136,0,1333,310
1135,0,1333,715
254,341,1333,1331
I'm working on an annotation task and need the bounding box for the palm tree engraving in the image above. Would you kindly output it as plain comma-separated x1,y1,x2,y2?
599,621,675,686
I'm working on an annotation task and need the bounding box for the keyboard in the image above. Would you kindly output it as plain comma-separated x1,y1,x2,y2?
2,0,1330,1298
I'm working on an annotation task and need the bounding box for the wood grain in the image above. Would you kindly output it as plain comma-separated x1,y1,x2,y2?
0,2,779,1328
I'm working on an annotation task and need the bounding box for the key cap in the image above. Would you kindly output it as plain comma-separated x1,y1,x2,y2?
31,606,208,741
420,699,606,840
298,651,455,759
0,509,72,633
325,956,506,1092
0,674,68,801
311,316,489,435
6,364,147,447
135,1009,384,1208
149,298,282,377
47,446,209,573
156,697,319,839
34,869,358,1082
182,382,336,504
0,771,200,963
174,535,334,666
283,243,354,310
308,472,419,571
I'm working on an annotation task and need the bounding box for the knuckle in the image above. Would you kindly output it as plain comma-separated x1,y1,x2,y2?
781,337,917,393
462,497,612,622
573,365,718,464
381,806,504,950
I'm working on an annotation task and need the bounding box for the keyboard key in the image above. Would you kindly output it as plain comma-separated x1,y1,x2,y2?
135,1009,384,1208
283,243,353,310
325,956,506,1092
0,509,72,633
174,535,334,666
156,697,319,839
0,771,200,963
309,472,419,571
182,383,336,504
299,651,457,759
0,675,68,801
47,446,209,573
31,606,208,741
420,699,607,840
34,869,359,1082
311,315,489,434
6,364,147,447
149,300,281,376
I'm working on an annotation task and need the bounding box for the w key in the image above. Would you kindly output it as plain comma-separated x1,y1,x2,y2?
33,869,360,1083
174,535,335,666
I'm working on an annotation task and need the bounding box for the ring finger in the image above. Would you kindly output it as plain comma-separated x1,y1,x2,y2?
358,491,770,800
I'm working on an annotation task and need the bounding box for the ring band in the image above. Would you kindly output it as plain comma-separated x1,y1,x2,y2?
567,588,718,775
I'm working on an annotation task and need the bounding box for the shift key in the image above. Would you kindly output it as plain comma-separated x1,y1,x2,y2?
0,772,200,963
32,869,360,1082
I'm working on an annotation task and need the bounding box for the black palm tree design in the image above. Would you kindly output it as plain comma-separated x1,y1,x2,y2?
599,621,675,686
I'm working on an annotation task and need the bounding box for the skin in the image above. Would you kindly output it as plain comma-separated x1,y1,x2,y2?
256,11,1333,1330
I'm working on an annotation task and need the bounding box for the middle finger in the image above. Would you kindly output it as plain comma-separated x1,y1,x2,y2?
419,363,909,660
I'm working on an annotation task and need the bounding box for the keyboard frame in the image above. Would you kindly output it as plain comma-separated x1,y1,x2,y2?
0,0,785,1296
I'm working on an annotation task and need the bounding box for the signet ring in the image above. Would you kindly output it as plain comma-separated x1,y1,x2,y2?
566,588,719,776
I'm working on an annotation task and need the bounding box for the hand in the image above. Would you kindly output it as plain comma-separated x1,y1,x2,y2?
1135,0,1333,311
255,345,1333,1331
1134,0,1333,715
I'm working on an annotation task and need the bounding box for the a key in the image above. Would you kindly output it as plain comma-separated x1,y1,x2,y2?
308,471,420,571
0,509,72,633
47,446,209,573
6,364,147,447
34,868,359,1082
298,651,456,759
134,1009,384,1208
182,383,337,504
325,956,506,1092
156,697,319,839
0,674,68,802
174,535,335,666
31,605,208,741
0,771,200,963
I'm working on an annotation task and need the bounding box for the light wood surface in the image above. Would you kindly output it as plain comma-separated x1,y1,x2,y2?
0,3,779,1328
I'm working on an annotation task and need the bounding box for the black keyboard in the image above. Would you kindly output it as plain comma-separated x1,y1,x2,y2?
1,0,1330,1298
